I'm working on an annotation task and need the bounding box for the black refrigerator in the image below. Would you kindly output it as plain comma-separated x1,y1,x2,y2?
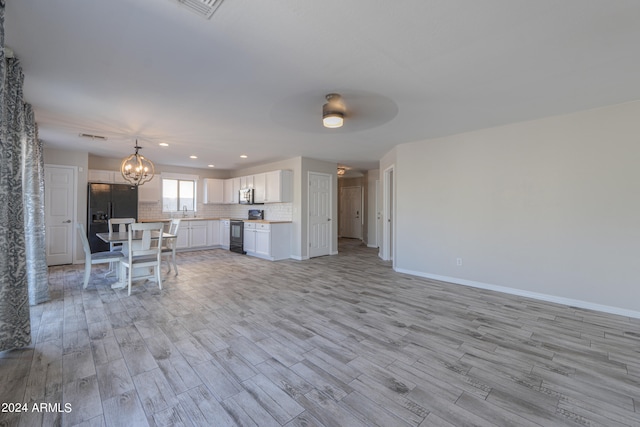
87,183,138,253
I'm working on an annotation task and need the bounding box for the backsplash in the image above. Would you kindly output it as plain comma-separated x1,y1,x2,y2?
138,202,293,221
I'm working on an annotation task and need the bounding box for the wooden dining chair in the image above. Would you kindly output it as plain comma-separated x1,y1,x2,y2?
77,223,124,289
107,217,135,274
119,222,164,296
161,218,181,275
107,217,136,251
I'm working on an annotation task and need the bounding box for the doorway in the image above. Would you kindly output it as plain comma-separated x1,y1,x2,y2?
340,186,363,240
308,172,332,258
374,179,381,249
45,165,77,265
382,166,394,265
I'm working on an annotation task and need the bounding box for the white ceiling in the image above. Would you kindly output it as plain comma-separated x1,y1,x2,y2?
5,0,640,173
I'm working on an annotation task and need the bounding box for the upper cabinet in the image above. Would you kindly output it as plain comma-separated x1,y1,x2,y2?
138,176,161,203
203,178,224,204
264,170,292,203
253,173,266,203
231,170,292,204
240,175,253,190
89,169,160,203
223,177,240,204
88,169,116,183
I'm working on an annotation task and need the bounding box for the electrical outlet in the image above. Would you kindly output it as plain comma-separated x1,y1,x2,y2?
456,258,463,266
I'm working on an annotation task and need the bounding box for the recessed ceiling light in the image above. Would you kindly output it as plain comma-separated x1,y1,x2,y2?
208,164,215,168
159,142,169,147
240,155,248,159
190,155,198,159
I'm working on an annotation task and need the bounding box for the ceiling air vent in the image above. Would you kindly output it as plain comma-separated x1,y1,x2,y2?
79,133,107,141
174,0,224,19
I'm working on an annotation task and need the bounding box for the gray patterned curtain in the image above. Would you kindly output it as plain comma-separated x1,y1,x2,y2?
23,104,49,305
0,0,32,351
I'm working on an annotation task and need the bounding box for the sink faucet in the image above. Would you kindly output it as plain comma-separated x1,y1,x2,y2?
182,205,187,217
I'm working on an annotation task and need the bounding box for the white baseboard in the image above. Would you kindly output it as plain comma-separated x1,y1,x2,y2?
395,267,640,320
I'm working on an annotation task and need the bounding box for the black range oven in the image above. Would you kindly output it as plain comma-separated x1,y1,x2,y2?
230,220,245,254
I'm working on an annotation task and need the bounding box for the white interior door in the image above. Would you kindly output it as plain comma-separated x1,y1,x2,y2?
45,165,76,265
308,172,331,258
340,186,362,239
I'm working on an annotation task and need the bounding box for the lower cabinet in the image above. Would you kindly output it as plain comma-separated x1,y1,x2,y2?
162,219,288,257
176,225,190,249
255,228,270,258
244,222,290,261
208,220,221,246
221,220,230,249
189,221,208,248
244,223,256,253
176,219,220,250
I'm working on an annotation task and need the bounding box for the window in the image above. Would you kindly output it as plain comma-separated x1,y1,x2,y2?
162,177,197,212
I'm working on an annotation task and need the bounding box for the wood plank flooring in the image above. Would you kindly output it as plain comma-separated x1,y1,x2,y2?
1,239,639,426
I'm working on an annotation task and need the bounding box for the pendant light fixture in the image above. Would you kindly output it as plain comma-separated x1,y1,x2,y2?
120,141,155,186
322,93,345,128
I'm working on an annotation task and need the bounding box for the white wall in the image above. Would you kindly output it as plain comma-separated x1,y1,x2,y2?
392,100,640,316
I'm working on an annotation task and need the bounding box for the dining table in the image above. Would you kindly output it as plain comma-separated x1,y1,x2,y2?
97,230,177,289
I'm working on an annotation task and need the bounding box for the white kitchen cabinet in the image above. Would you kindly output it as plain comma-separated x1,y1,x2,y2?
203,179,224,204
88,169,137,185
224,178,240,204
243,222,256,253
138,176,161,203
176,226,190,249
244,222,290,261
189,221,208,248
88,169,114,183
175,219,209,249
89,169,160,202
253,173,266,203
113,172,129,185
221,220,230,248
263,170,292,203
255,227,270,257
208,220,221,246
240,175,254,190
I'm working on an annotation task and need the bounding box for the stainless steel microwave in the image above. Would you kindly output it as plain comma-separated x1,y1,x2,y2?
239,188,254,204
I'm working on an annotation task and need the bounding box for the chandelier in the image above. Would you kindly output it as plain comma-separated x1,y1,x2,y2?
120,141,155,186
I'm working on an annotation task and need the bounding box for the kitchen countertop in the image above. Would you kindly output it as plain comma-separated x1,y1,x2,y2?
140,218,292,224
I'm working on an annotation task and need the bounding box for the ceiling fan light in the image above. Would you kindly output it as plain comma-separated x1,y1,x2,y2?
323,112,344,128
322,93,345,128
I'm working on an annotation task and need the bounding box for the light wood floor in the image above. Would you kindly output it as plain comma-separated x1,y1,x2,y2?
1,239,639,426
